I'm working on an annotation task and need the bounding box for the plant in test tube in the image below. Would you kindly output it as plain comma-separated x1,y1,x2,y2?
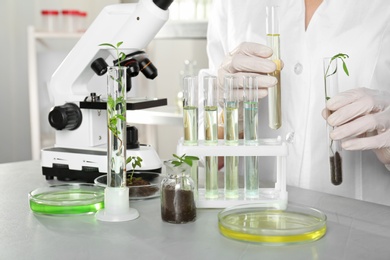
323,53,349,185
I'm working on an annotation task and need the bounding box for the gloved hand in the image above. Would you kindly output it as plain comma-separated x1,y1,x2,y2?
218,42,278,98
323,87,390,168
217,42,278,139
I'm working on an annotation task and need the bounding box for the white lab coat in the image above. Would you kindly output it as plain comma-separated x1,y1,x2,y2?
204,0,390,205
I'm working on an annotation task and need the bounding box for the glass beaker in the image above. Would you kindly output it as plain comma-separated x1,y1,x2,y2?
183,76,199,145
323,57,343,185
161,160,197,224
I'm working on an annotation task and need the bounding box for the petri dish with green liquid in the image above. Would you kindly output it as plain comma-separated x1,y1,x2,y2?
218,203,327,245
29,183,105,215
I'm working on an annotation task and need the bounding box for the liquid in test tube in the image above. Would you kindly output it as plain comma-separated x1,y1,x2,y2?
243,76,259,198
183,76,198,145
266,5,282,130
224,76,239,198
204,76,219,198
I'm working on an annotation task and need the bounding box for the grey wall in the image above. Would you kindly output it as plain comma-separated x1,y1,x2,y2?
0,0,34,163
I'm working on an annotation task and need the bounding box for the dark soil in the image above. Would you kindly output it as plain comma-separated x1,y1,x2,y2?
161,186,196,224
126,177,159,197
330,151,342,185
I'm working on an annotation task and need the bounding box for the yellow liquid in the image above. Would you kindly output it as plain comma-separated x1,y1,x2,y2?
219,211,326,244
267,34,282,130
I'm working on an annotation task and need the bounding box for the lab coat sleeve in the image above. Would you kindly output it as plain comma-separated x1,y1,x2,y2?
206,0,228,76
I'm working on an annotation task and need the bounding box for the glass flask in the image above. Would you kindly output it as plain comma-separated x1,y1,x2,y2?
161,160,197,224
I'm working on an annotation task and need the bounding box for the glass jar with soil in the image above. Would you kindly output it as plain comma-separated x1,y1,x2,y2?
161,160,196,224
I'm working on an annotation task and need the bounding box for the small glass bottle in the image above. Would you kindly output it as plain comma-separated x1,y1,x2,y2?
161,160,196,224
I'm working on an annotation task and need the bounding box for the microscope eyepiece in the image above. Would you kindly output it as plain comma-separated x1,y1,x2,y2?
153,0,174,10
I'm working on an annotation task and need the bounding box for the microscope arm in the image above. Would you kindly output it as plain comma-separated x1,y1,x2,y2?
47,0,172,149
49,0,171,106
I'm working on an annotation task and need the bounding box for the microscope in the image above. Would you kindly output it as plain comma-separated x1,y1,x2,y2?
41,0,174,182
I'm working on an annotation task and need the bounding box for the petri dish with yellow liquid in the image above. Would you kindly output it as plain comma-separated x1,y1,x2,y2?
29,183,105,215
218,203,327,245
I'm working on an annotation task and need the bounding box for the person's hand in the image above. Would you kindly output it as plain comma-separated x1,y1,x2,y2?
218,42,278,99
217,42,279,140
323,88,390,166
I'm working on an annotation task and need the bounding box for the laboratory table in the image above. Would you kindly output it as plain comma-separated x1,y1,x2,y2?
1,160,390,260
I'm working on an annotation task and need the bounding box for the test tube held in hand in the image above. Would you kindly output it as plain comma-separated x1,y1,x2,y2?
266,5,282,130
224,76,239,198
244,76,259,198
323,57,343,185
204,76,219,198
183,76,198,146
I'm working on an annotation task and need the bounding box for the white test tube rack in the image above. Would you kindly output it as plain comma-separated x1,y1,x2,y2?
177,137,288,209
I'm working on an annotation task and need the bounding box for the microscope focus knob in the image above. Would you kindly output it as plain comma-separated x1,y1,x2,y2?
127,126,140,149
48,103,82,130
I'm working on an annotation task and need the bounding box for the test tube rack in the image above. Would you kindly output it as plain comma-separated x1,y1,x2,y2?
176,137,288,209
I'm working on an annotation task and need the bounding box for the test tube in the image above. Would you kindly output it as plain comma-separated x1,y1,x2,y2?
204,76,219,198
244,76,259,198
266,5,282,130
183,76,198,146
323,57,343,185
224,76,239,198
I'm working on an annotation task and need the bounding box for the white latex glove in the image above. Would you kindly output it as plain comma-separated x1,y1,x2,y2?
323,88,390,168
218,42,278,99
217,42,278,138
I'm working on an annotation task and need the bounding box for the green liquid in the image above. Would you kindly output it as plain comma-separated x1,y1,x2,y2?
244,101,258,144
183,106,198,145
225,156,239,198
245,156,259,198
30,190,104,215
205,156,219,199
224,104,238,145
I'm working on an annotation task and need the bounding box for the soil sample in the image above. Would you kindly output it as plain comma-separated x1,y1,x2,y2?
161,185,196,224
330,151,342,185
126,177,159,198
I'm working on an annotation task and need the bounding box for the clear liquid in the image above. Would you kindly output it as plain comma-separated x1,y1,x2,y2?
183,106,198,145
225,103,238,145
205,156,219,199
245,156,259,198
204,106,218,144
225,156,239,198
267,34,282,130
244,101,258,144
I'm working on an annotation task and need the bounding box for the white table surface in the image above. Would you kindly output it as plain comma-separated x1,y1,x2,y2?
1,160,390,260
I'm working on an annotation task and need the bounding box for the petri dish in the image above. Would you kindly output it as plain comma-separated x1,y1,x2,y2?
29,183,104,215
94,172,161,200
218,203,327,245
